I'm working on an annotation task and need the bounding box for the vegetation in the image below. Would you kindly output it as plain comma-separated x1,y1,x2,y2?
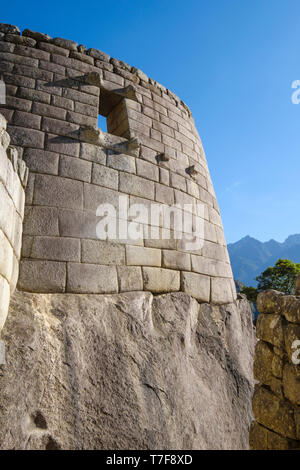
240,258,300,302
256,258,300,294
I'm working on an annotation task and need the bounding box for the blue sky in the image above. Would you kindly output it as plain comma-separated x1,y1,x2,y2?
2,0,300,243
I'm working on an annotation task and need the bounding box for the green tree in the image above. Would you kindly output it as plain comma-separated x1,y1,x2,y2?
240,286,258,303
256,258,300,294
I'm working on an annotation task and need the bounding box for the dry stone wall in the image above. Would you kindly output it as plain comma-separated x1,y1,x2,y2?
0,23,236,303
0,112,27,332
249,283,300,450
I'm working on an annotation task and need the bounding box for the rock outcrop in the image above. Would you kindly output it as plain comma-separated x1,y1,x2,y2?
0,290,255,450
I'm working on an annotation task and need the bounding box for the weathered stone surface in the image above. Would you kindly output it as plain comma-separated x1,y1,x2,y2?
126,245,161,267
256,313,285,348
253,340,274,385
87,48,110,62
211,277,234,304
67,263,118,294
283,363,300,405
81,239,125,265
52,37,77,51
249,421,299,450
0,290,254,449
142,267,180,293
0,24,20,34
117,266,143,292
181,271,210,302
18,260,66,293
0,275,10,329
257,289,284,314
277,294,300,323
252,385,296,439
22,29,51,42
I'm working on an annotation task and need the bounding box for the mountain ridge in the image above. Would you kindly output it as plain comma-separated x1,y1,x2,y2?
228,234,300,286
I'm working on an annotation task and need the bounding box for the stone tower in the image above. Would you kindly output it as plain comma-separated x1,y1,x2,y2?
0,24,256,451
0,23,236,309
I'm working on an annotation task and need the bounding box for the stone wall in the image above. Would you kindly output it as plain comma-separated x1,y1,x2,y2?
0,23,236,303
0,112,27,332
249,284,300,450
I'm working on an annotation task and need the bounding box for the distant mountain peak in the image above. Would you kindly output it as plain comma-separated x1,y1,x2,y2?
228,234,300,286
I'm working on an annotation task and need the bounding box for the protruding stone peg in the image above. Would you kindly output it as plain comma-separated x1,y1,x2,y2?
187,165,198,177
157,153,170,163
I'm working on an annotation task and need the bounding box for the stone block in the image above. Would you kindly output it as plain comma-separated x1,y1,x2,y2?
0,230,13,281
66,110,96,127
142,267,180,293
155,183,174,206
7,125,45,149
67,263,118,294
201,241,229,263
256,313,285,349
31,236,81,262
252,385,296,439
81,239,125,265
136,159,159,182
52,37,78,51
159,167,169,186
277,295,300,323
0,147,8,186
84,183,120,211
13,110,41,130
119,173,154,200
126,245,161,267
34,174,83,210
23,148,59,175
92,163,118,190
58,209,98,239
117,266,143,292
0,275,10,330
39,41,70,57
181,271,210,302
0,182,14,241
283,363,300,405
51,95,74,111
191,255,232,278
87,48,110,62
45,134,80,157
32,102,67,120
256,290,284,314
284,322,300,362
249,421,298,450
59,155,92,182
107,151,135,174
23,206,59,236
80,142,106,164
18,86,50,104
253,340,274,385
170,172,186,192
162,250,191,271
211,277,234,304
18,259,66,293
42,116,79,137
12,211,23,257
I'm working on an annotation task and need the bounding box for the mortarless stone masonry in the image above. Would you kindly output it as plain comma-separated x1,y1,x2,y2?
0,112,28,331
0,22,236,310
0,24,257,451
249,279,300,450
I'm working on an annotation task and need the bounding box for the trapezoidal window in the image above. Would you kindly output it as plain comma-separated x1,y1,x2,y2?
98,87,130,139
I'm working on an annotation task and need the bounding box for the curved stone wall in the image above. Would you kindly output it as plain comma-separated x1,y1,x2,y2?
0,24,236,303
0,113,27,332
